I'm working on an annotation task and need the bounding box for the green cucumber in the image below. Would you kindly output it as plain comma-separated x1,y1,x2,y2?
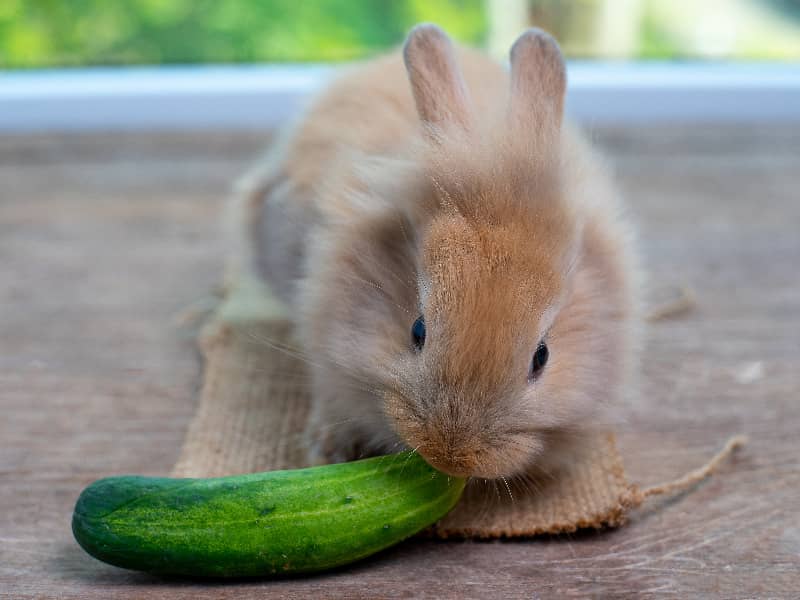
72,452,465,577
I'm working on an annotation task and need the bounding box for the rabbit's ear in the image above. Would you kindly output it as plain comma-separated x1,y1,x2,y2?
508,28,566,141
403,24,472,132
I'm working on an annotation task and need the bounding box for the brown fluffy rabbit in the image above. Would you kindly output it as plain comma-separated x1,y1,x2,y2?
237,24,641,480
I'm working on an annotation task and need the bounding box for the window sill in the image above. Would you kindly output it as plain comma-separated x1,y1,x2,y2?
1,62,798,132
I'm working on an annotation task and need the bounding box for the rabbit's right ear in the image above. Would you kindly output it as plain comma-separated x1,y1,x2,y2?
403,24,472,132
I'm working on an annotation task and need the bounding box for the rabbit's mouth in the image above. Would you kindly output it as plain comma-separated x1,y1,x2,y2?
414,432,544,480
384,393,543,479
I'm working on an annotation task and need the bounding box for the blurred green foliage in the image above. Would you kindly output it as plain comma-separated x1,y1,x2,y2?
0,0,486,68
2,0,798,68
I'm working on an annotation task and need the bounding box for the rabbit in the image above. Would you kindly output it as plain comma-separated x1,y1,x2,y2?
236,24,642,481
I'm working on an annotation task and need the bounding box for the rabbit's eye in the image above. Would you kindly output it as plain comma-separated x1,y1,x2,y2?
411,315,426,350
529,342,549,380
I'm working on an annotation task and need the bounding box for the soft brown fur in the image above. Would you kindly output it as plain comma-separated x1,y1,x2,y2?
238,25,642,480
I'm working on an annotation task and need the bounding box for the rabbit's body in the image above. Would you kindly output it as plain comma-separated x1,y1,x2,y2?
242,45,506,301
240,26,641,480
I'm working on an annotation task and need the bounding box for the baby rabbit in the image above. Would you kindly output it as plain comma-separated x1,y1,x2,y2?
238,24,641,480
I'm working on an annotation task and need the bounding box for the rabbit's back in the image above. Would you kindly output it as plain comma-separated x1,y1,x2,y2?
284,47,509,193
238,46,509,298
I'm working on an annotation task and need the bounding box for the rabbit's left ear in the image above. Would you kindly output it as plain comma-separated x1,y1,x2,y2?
508,28,567,141
403,24,473,132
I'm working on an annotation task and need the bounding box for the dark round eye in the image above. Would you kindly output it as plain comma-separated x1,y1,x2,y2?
529,342,549,380
411,315,426,350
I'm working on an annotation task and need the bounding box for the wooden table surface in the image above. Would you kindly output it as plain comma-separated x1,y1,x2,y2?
2,126,798,598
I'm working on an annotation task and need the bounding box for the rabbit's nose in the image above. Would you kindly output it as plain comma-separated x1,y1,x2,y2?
414,422,484,478
417,444,479,478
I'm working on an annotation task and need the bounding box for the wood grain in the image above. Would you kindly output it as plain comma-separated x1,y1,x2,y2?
1,126,798,598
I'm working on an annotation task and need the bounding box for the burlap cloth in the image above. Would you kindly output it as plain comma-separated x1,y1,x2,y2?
172,275,743,538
